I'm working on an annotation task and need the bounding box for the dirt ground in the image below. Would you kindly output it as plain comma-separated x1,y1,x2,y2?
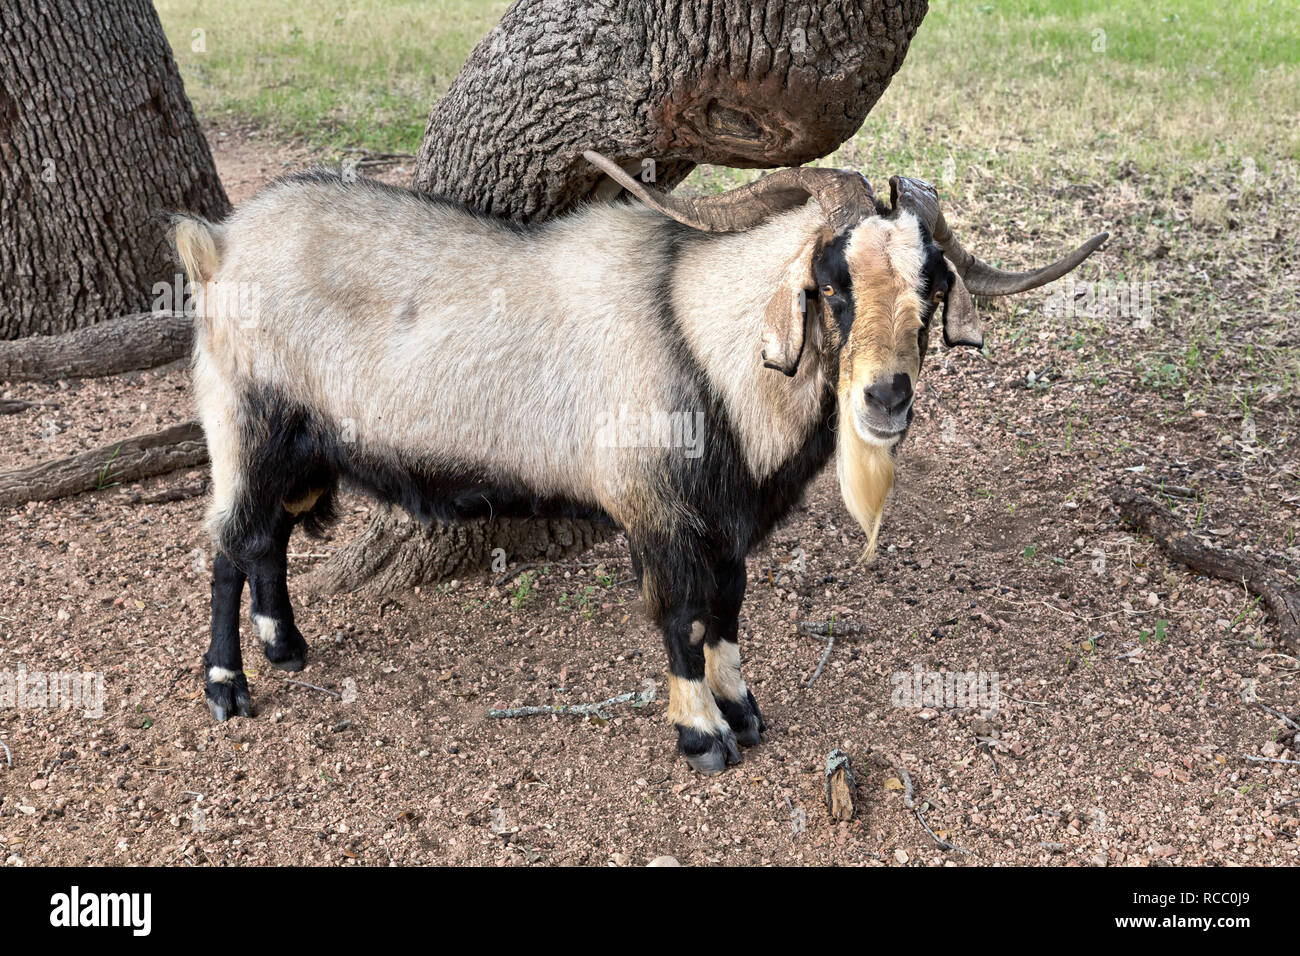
1,125,1297,867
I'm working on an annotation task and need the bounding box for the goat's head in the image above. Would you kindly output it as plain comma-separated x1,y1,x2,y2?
584,152,1107,555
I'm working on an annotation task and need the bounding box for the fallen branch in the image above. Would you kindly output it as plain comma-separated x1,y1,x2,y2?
801,620,870,637
284,679,342,699
0,311,192,381
489,680,656,719
1244,755,1300,767
1110,487,1300,653
0,421,207,508
1135,477,1199,500
341,148,415,169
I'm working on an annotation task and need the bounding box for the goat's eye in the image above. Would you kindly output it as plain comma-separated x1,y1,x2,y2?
821,284,835,297
930,289,946,304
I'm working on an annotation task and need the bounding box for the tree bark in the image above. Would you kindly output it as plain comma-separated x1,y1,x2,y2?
319,0,929,593
0,0,229,339
302,510,611,596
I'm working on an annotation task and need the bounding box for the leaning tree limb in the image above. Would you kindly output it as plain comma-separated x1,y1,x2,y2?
0,312,192,382
317,0,930,595
1109,487,1300,653
0,421,207,509
415,0,930,218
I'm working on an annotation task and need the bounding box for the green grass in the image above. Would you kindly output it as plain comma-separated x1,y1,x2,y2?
692,0,1300,197
156,0,508,152
157,1,1299,164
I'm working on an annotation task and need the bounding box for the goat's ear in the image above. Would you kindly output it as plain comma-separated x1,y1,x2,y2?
761,238,820,376
939,258,984,349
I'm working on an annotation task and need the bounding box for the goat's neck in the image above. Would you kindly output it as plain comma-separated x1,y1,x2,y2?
668,207,832,480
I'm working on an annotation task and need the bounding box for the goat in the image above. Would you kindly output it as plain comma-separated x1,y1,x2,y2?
172,153,1105,774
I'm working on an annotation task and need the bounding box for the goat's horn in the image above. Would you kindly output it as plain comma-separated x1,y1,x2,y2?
584,150,875,234
889,176,1108,296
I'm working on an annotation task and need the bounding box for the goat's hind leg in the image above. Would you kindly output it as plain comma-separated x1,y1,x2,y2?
204,552,251,720
247,505,309,672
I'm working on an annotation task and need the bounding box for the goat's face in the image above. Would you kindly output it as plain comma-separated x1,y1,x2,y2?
806,211,958,557
817,211,953,449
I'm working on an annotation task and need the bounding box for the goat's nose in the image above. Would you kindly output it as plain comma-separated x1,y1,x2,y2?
864,373,914,415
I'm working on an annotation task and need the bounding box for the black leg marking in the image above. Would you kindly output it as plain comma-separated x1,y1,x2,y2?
204,553,251,721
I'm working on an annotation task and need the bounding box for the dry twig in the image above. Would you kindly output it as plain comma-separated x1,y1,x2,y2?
284,679,342,699
1244,755,1300,767
489,680,656,719
867,747,970,855
806,634,834,687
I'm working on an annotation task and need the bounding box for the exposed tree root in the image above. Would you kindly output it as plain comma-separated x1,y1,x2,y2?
0,312,191,382
1109,486,1300,653
0,421,207,508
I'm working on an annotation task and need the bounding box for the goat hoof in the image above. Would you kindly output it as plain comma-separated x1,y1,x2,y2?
677,726,741,775
205,672,252,722
715,689,766,748
264,628,308,672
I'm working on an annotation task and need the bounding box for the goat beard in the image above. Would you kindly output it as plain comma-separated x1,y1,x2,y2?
835,400,896,563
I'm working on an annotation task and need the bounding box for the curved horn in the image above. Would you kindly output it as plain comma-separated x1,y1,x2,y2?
889,176,1108,296
583,150,875,234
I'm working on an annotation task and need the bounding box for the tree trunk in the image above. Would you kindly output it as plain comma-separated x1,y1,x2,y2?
318,0,929,593
0,0,229,339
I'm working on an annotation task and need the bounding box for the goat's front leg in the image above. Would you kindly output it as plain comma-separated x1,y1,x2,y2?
704,557,765,747
659,595,741,776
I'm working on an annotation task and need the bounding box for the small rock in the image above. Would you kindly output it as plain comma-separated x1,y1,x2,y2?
894,848,909,864
647,855,680,867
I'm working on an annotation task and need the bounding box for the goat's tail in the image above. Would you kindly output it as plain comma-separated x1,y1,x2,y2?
169,215,224,285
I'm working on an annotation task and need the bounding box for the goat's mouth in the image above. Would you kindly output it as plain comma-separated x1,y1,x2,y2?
851,406,912,447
